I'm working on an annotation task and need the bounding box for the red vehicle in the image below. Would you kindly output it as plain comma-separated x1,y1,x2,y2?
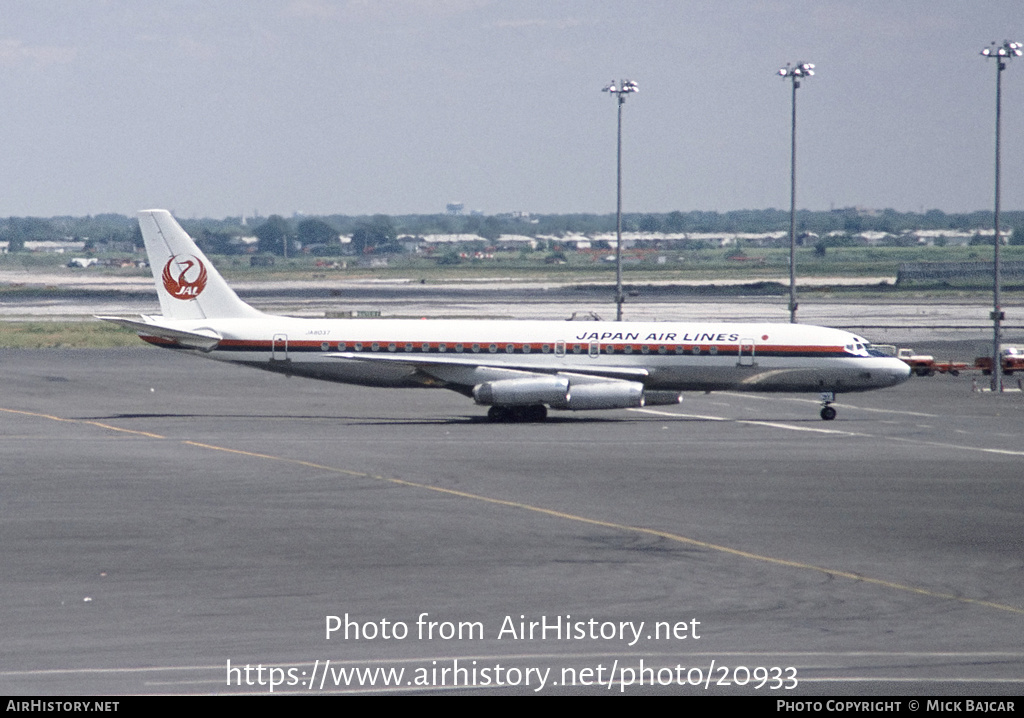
975,346,1024,376
897,348,969,377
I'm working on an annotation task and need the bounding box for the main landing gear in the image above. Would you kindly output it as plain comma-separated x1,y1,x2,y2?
819,391,837,421
487,405,548,423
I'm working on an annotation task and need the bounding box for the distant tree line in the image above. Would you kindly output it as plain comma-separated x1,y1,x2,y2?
1,209,1021,255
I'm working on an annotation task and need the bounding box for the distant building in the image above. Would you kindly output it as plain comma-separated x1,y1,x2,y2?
494,234,537,251
422,233,487,245
494,211,538,224
905,229,1009,246
854,231,893,246
0,240,87,254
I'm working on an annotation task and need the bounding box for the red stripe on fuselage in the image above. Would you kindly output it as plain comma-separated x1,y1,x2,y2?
176,337,848,357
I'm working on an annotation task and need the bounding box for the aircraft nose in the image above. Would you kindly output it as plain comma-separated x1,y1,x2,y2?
866,358,911,387
889,359,912,385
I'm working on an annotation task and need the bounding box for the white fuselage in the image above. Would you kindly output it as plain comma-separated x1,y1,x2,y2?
138,316,911,395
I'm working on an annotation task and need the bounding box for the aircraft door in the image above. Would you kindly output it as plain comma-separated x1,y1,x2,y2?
272,334,288,361
737,338,756,366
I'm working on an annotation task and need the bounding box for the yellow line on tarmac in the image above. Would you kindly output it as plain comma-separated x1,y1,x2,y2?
182,441,370,478
5,405,1023,616
0,407,167,439
80,421,166,439
185,439,1024,617
0,407,77,423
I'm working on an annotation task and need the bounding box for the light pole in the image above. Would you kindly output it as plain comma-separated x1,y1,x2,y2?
602,79,638,321
981,41,1021,392
778,62,814,324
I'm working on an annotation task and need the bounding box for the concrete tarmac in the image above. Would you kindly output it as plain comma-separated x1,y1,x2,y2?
1,347,1022,695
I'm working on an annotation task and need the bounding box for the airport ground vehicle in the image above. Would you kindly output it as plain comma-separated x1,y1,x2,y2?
896,348,969,377
101,210,911,422
975,346,1024,376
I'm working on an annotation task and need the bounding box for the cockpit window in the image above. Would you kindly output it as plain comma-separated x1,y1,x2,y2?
845,341,887,357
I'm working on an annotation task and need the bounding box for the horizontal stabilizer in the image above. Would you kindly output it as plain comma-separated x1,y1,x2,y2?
97,316,221,351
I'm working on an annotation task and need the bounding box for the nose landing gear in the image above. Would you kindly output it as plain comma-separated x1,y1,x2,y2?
819,391,837,421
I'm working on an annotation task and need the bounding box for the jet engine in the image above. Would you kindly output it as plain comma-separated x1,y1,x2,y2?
473,377,683,412
473,376,570,406
550,381,645,410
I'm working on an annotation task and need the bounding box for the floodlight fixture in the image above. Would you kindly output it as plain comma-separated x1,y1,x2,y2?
603,79,639,103
981,41,1023,59
778,62,815,85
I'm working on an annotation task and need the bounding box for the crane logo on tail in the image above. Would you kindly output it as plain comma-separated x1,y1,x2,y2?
162,255,208,300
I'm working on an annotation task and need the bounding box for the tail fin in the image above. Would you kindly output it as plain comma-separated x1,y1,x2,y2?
138,209,262,320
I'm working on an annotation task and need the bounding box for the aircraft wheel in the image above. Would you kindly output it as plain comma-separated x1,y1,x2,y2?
488,406,512,422
820,406,837,421
522,404,548,422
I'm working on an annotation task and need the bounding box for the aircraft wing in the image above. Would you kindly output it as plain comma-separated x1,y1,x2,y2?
325,351,649,386
97,316,222,352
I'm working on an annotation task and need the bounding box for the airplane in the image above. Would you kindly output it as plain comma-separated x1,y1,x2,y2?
100,210,911,422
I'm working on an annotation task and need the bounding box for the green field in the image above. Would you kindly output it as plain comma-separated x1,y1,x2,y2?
0,321,146,349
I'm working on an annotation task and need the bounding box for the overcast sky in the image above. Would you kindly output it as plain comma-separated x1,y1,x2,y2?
1,1,1021,219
